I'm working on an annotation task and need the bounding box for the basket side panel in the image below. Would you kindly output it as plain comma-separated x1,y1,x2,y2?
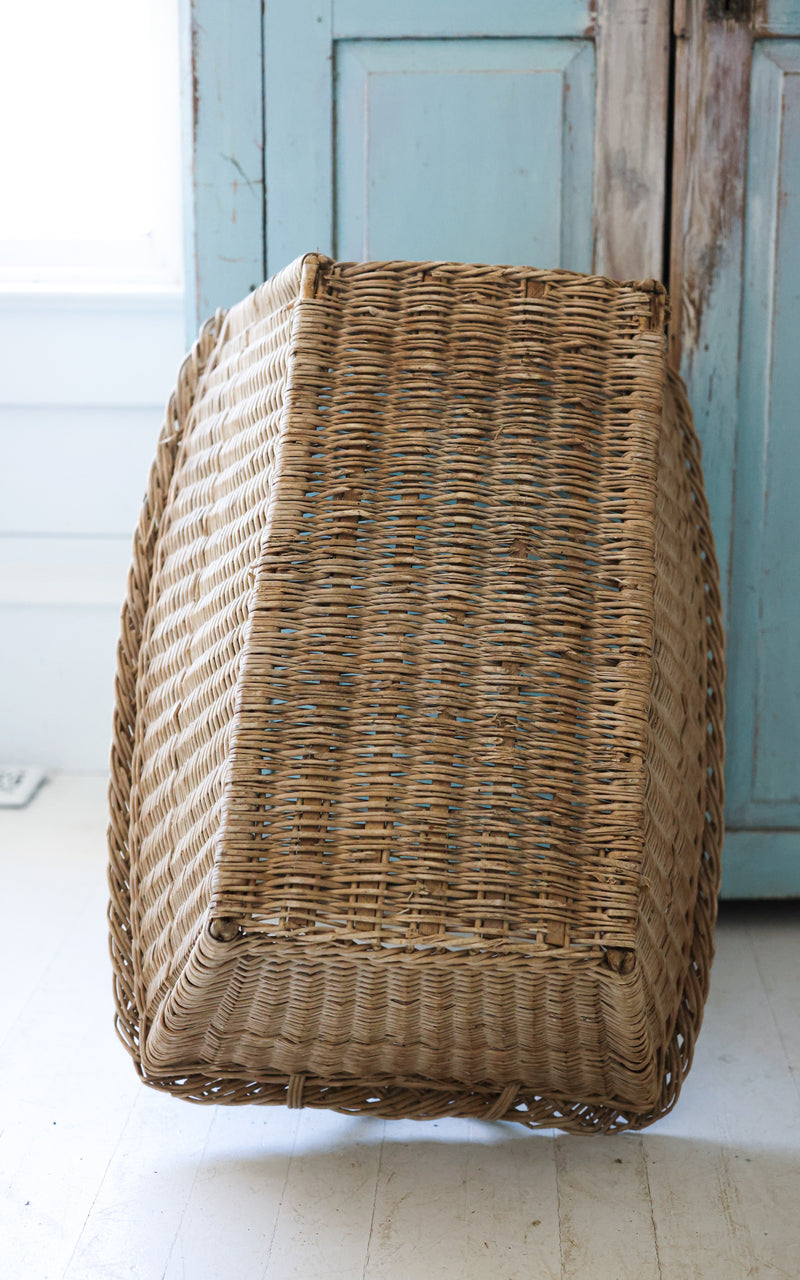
637,366,725,1114
215,261,667,955
128,257,307,1028
108,313,226,1063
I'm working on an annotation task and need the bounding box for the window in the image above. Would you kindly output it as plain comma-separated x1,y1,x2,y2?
1,0,186,772
0,0,183,289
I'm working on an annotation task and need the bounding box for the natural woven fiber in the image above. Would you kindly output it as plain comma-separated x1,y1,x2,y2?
108,255,724,1133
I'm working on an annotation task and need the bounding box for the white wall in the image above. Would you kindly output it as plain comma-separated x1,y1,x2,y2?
0,290,185,770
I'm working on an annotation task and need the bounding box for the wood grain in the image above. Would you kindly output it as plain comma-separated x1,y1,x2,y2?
2,779,799,1280
725,41,800,835
593,0,671,280
554,1135,662,1279
669,1,752,379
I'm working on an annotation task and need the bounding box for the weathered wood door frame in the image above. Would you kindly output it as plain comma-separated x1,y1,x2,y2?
670,0,800,894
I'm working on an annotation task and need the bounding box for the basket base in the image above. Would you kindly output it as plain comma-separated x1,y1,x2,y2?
140,927,663,1116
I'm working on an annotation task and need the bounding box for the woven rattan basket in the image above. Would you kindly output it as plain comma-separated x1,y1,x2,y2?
108,254,724,1134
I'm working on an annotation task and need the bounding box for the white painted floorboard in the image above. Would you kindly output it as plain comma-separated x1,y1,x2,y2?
1,775,798,1280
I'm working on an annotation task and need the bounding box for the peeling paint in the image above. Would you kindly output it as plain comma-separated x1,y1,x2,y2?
221,152,262,192
705,0,754,21
672,12,752,370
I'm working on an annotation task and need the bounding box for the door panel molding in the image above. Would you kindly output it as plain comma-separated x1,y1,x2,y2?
334,38,595,268
331,0,594,39
727,41,800,827
263,0,670,280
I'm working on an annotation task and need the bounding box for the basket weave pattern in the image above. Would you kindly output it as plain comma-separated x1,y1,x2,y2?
109,256,724,1133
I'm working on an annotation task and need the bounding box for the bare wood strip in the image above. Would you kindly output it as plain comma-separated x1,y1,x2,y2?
594,0,671,281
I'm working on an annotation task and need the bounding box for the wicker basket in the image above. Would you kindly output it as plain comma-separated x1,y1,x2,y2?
108,254,724,1134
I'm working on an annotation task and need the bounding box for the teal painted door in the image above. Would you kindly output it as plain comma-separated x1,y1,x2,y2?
261,0,670,280
182,0,671,297
333,39,594,267
184,0,800,894
670,0,800,896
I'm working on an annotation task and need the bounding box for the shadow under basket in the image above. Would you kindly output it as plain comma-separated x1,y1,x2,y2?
108,254,725,1134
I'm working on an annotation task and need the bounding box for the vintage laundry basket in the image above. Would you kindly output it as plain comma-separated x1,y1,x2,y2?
108,254,724,1133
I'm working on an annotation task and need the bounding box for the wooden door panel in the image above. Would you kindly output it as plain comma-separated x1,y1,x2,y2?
335,39,594,268
331,0,592,38
727,41,800,827
671,2,800,893
263,0,669,281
